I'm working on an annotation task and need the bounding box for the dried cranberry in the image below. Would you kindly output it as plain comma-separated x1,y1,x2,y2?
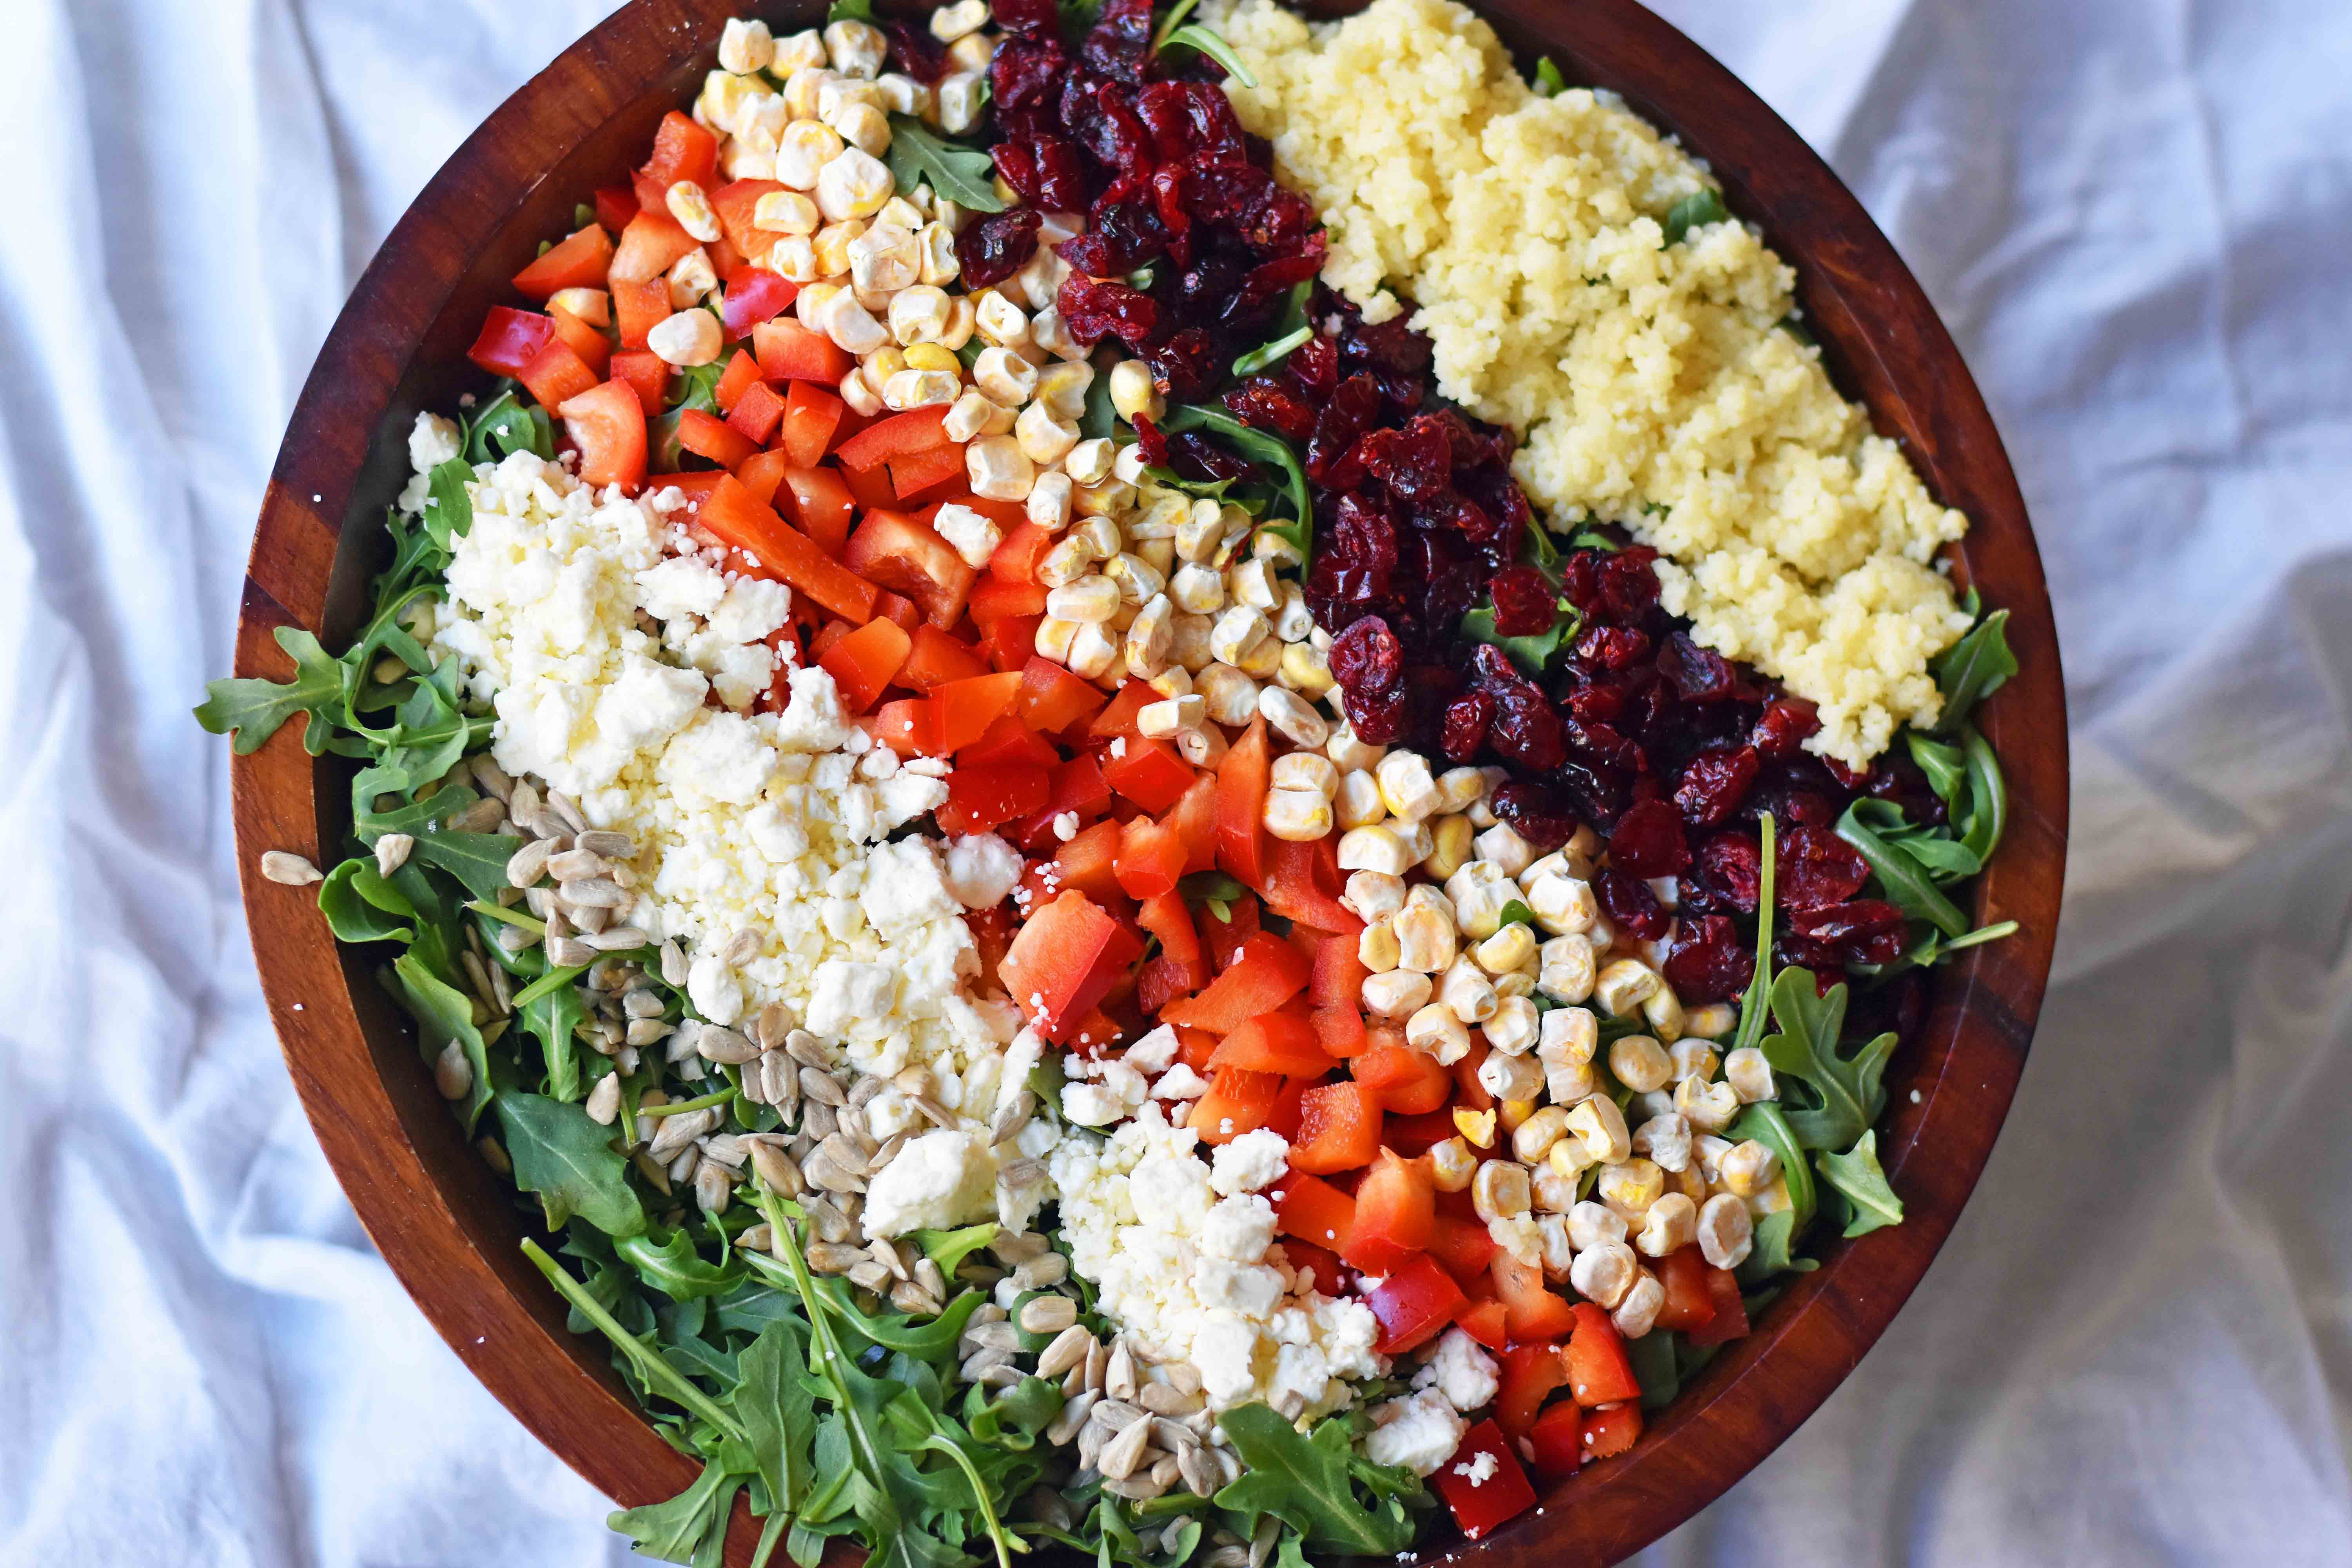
1060,191,1165,277
1867,755,1948,827
1606,797,1691,877
1573,624,1653,671
991,0,1062,36
1595,868,1672,940
1079,0,1154,79
1290,331,1338,393
1329,614,1403,697
1345,685,1409,744
1169,430,1254,484
1341,313,1435,377
1184,159,1278,226
1058,272,1161,349
1561,714,1644,779
989,37,1067,116
880,21,948,82
1141,328,1217,401
1848,969,1926,1045
1775,824,1871,909
1664,915,1752,1004
1750,697,1820,760
1068,89,1154,179
1308,375,1381,483
1822,752,1871,791
1658,632,1736,701
953,207,1041,289
1358,419,1452,502
1440,691,1494,761
1693,829,1762,911
1129,412,1168,468
1784,900,1909,967
1674,744,1759,829
1598,546,1663,624
1225,377,1317,444
1484,566,1555,637
1492,779,1578,850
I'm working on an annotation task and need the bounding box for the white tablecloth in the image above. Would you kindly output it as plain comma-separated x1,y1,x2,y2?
3,0,2346,1562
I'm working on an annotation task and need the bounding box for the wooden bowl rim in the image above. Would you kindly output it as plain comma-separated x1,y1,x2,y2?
226,1,2069,1562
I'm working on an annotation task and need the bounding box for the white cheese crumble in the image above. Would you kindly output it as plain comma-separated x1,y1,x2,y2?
1414,1327,1500,1413
421,444,1026,1173
1366,1388,1469,1476
1049,1104,1383,1417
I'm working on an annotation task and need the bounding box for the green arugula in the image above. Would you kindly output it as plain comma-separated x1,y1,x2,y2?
1158,403,1312,559
1533,56,1566,96
465,388,554,464
1930,604,2015,733
195,626,347,755
497,1091,646,1236
884,115,1006,213
1232,324,1312,379
1757,967,1896,1154
1156,18,1257,87
1662,187,1729,245
611,1460,745,1568
1213,1404,1422,1554
1179,869,1249,922
1815,1129,1904,1238
1835,800,1969,936
316,858,417,944
393,953,494,1132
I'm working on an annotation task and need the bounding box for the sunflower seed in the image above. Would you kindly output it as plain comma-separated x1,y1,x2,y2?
433,1041,472,1100
799,1066,847,1106
751,1002,793,1052
260,851,323,886
802,1194,854,1243
582,924,650,952
871,1237,911,1282
1076,1422,1108,1471
694,1161,734,1214
802,1100,837,1140
546,848,607,883
546,788,588,834
631,1149,671,1195
476,1136,511,1175
807,1241,864,1276
1102,1338,1138,1400
546,936,596,967
1088,1399,1145,1431
366,833,414,878
906,1093,956,1129
747,1136,802,1196
667,1146,700,1185
697,1024,760,1065
1046,1390,1098,1447
494,923,536,954
444,796,506,833
647,1106,720,1161
962,1319,1020,1354
570,901,613,935
870,1131,907,1173
998,1158,1045,1193
1161,1362,1203,1397
1036,1324,1096,1379
1149,1454,1183,1489
960,1347,1014,1384
666,1020,705,1064
847,1073,886,1110
1103,1472,1168,1502
891,1279,943,1317
720,929,760,967
991,1229,1049,1264
510,780,542,824
1018,1295,1078,1336
659,938,690,986
761,1053,798,1112
1206,1546,1252,1568
558,876,628,909
1178,1445,1220,1499
1014,1252,1069,1290
991,1090,1036,1145
700,1134,748,1171
1028,1485,1076,1533
583,1075,622,1125
1150,1416,1198,1454
626,1018,673,1049
1161,1520,1194,1557
979,1362,1029,1388
802,1145,867,1194
1141,1381,1203,1416
572,828,631,858
738,1222,774,1254
1084,1336,1110,1393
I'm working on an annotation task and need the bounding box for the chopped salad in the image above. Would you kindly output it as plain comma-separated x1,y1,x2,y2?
202,0,2020,1562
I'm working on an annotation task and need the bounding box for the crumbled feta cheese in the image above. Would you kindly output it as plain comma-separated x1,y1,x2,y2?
1199,1194,1278,1261
1366,1390,1469,1477
1061,1083,1125,1127
1211,1129,1290,1195
1414,1328,1500,1413
864,1128,997,1237
861,838,960,934
1125,1024,1181,1075
408,410,462,472
943,833,1024,909
1454,1450,1498,1486
1151,1063,1209,1100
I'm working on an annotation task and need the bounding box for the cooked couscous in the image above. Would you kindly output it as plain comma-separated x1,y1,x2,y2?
1214,0,1971,765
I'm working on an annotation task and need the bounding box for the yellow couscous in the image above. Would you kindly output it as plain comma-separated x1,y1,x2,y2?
1210,0,1972,766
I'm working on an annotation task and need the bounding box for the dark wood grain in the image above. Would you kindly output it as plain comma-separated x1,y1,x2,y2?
227,2,2067,1563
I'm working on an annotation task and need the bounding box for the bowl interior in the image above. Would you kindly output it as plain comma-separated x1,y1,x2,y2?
230,2,2068,1562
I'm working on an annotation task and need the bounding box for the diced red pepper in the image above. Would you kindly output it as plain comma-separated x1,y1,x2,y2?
1495,1343,1572,1440
612,276,671,351
1364,1254,1467,1354
1579,1401,1642,1461
836,406,951,472
675,474,876,622
1114,816,1189,900
609,349,668,415
779,379,844,467
517,336,601,416
1102,737,1196,815
1526,1399,1586,1479
932,671,1025,754
817,617,912,713
1652,1245,1718,1335
1088,681,1155,743
1456,1297,1511,1352
677,407,760,471
775,466,855,555
1349,1045,1452,1115
1428,1213,1499,1287
726,379,788,447
869,698,939,757
1686,1262,1752,1347
1262,837,1363,935
610,211,699,284
1287,1081,1382,1173
1566,1304,1642,1406
753,318,851,385
1342,1149,1436,1274
708,178,785,256
1214,716,1270,888
899,624,990,691
556,380,648,494
1159,932,1310,1032
713,348,764,414
1187,1066,1283,1145
592,185,639,234
634,112,718,214
939,763,1051,837
1208,1007,1326,1076
844,509,978,630
1493,1251,1577,1343
467,307,555,378
1430,1420,1538,1542
1273,1173,1354,1252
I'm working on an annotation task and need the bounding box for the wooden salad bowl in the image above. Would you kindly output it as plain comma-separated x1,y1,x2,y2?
226,0,2068,1561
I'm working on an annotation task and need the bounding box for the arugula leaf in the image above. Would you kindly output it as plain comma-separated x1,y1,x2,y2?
827,0,874,21
497,1091,646,1236
621,1228,748,1301
1662,188,1729,245
1958,726,2007,866
408,828,524,901
1178,869,1249,923
526,1238,748,1436
611,1459,743,1567
466,388,553,464
1151,0,1201,50
421,457,475,551
1737,1208,1817,1285
1815,1129,1904,1237
1846,798,1981,880
1497,899,1536,929
393,953,494,1132
1159,403,1311,558
884,115,1005,212
1835,801,1968,935
194,625,345,755
1757,967,1896,1153
1459,597,1576,676
913,1223,999,1278
316,858,417,944
1905,731,1967,806
1214,1405,1419,1554
1931,607,2015,732
1232,325,1311,378
1728,1100,1815,1229
1158,22,1257,86
736,1320,819,1538
1728,814,1779,1059
1626,1327,1680,1410
1533,56,1566,96
512,962,586,1101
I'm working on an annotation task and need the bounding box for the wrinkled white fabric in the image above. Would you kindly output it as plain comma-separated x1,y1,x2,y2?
0,0,2345,1563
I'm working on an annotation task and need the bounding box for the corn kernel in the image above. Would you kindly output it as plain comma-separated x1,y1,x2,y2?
1194,663,1259,726
1472,1160,1532,1222
1360,969,1431,1022
1483,995,1540,1056
965,435,1035,502
1567,1096,1632,1165
1452,1107,1497,1151
1262,789,1334,843
1428,1137,1477,1192
1696,1194,1753,1270
1357,920,1401,974
1375,751,1442,822
1110,357,1163,422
